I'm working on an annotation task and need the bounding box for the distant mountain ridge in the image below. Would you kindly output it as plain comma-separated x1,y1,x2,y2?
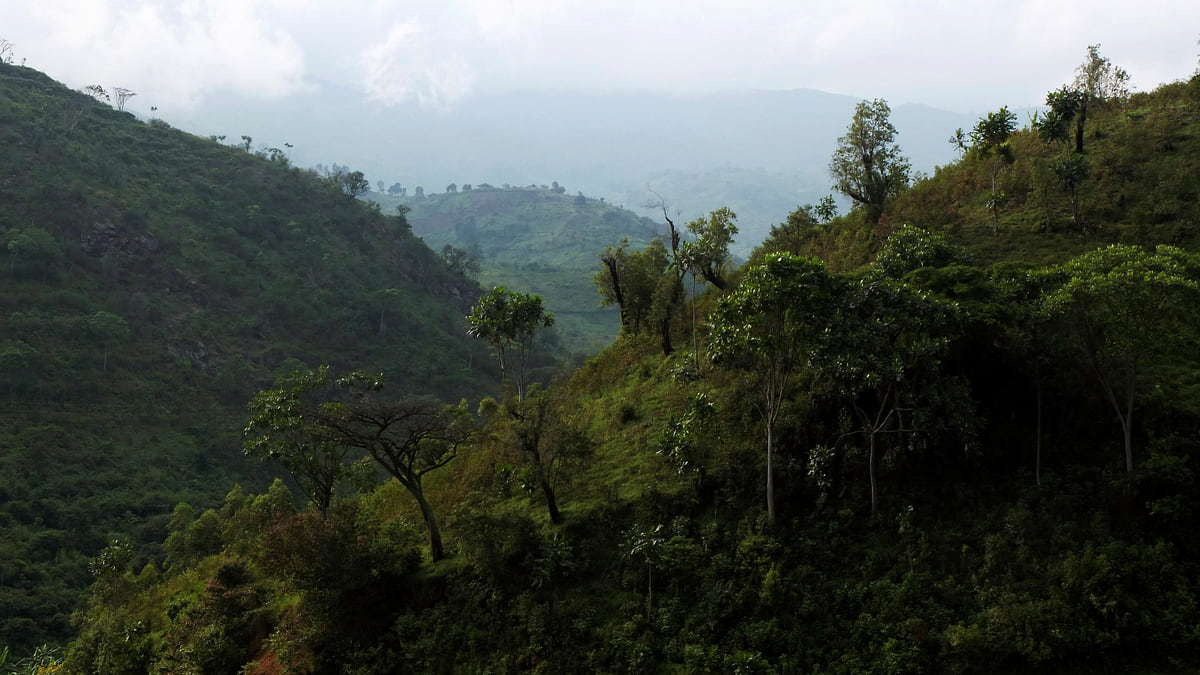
167,86,986,255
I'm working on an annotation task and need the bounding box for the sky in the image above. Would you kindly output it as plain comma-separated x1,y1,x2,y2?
3,0,1198,115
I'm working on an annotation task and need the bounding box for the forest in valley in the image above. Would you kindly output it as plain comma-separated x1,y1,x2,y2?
3,45,1200,673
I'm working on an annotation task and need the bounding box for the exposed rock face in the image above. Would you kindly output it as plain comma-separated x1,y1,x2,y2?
81,220,159,257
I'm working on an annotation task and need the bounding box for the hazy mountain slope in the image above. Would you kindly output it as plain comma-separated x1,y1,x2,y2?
0,62,494,652
167,86,981,255
373,186,661,353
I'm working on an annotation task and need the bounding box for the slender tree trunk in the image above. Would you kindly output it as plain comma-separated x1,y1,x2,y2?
540,477,561,524
766,418,775,526
412,486,445,561
869,430,878,516
1124,367,1135,473
1035,357,1043,487
646,561,653,615
690,274,699,371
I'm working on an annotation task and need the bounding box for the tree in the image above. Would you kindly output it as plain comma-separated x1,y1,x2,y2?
681,207,739,292
596,238,682,355
815,274,969,516
948,127,969,156
0,39,14,64
1043,245,1200,472
322,372,472,561
710,253,836,525
247,368,472,560
81,311,130,373
1051,152,1090,230
829,98,911,226
479,385,592,524
446,183,458,193
113,88,136,111
375,288,402,336
6,226,61,280
467,286,555,402
83,85,109,103
971,107,1018,234
1074,43,1130,108
244,367,352,516
441,244,480,279
341,171,370,198
414,186,425,199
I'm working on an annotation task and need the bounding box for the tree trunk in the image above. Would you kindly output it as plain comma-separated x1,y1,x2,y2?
1124,367,1135,473
540,478,561,524
766,419,775,526
412,486,445,561
1035,357,1043,487
869,430,878,516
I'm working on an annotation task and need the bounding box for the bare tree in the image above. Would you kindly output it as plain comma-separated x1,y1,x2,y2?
113,88,136,111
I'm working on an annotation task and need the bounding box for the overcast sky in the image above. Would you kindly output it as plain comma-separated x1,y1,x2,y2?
4,0,1198,115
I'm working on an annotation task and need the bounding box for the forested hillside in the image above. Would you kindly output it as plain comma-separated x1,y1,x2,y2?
0,62,494,654
6,60,1200,674
371,184,661,354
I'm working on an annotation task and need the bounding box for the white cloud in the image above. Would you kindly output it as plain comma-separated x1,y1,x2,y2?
4,0,1199,113
360,19,477,108
11,0,310,109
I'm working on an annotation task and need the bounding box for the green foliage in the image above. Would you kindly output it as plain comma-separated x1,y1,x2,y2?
710,253,835,524
0,60,495,654
680,206,739,291
595,237,684,355
467,286,555,401
830,98,911,225
376,184,659,353
1043,244,1200,471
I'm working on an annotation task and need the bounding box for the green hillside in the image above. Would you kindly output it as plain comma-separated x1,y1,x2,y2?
7,63,1200,674
373,185,660,354
766,77,1200,271
0,62,496,653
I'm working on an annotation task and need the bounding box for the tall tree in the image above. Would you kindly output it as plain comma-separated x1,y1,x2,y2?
829,98,911,226
681,207,739,291
249,368,472,560
595,238,683,355
1074,43,1131,108
816,274,971,515
467,286,555,402
479,384,593,524
971,107,1018,234
1043,245,1200,472
244,367,351,517
710,253,835,525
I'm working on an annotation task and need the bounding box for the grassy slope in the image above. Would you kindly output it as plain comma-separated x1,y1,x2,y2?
0,62,495,652
786,78,1200,272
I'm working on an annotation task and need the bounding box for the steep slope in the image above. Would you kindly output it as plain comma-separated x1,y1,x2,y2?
0,62,494,651
765,77,1200,271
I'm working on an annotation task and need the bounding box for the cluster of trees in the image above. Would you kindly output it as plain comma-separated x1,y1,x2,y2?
595,206,739,357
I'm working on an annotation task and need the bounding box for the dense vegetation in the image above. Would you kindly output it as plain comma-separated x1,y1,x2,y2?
5,53,1200,674
0,62,494,656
